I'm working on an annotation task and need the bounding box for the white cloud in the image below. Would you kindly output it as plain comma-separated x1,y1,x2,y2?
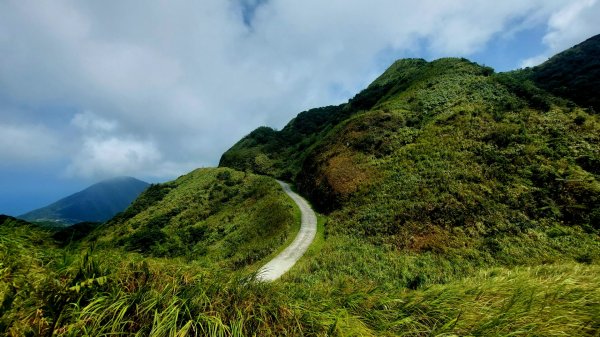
544,0,599,51
71,111,117,133
66,137,161,178
66,110,197,178
518,0,600,67
0,123,60,164
0,0,598,182
80,42,183,98
520,54,550,68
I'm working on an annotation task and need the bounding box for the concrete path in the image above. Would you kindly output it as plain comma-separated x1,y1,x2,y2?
256,180,317,282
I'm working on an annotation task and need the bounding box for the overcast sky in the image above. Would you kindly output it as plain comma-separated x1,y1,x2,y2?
1,0,599,215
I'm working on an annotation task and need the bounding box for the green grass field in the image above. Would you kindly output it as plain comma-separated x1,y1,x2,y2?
3,217,598,336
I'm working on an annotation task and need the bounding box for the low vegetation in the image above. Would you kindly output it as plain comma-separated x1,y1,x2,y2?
94,168,297,270
2,36,600,336
2,214,599,335
220,36,600,335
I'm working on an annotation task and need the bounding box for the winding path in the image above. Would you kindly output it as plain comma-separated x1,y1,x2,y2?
256,180,317,281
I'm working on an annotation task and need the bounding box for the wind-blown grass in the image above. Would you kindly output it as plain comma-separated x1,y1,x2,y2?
2,214,600,336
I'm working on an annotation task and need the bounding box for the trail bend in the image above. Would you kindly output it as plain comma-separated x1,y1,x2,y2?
256,180,317,282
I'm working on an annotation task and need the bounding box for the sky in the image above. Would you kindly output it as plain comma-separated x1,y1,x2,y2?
1,0,599,216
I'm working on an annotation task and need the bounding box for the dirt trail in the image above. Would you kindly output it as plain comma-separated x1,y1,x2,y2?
256,180,317,281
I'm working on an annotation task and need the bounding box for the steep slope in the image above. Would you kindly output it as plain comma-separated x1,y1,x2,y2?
218,41,600,335
219,59,430,180
528,33,600,112
93,168,297,270
221,41,600,264
19,176,149,225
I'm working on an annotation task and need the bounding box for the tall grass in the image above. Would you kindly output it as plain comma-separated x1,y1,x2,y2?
281,262,600,336
2,214,600,336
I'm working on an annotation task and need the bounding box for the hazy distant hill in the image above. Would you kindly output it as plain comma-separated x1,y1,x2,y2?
19,177,149,225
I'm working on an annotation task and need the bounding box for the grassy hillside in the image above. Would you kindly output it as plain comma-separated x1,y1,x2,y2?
216,36,600,334
303,58,599,246
221,55,600,256
1,215,296,336
1,168,304,336
0,215,63,333
2,214,599,336
92,168,298,270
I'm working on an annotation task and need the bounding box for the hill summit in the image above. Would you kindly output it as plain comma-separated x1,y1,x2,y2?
221,34,600,254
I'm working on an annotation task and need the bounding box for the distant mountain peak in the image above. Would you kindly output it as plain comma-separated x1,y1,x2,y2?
19,177,150,225
103,176,143,181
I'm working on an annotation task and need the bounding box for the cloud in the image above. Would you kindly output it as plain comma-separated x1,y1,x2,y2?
519,0,600,67
0,122,60,164
520,54,551,68
66,136,161,178
68,112,162,178
66,111,200,178
544,0,600,51
71,111,118,133
0,0,598,182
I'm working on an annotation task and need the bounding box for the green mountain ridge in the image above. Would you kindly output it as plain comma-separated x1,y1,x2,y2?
2,34,600,336
220,37,600,243
528,34,600,112
93,168,297,269
19,176,150,225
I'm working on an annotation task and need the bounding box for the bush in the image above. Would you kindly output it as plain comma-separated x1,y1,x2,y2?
124,226,165,253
